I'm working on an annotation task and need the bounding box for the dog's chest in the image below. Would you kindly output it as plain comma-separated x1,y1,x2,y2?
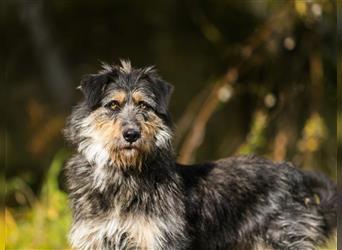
70,212,167,250
107,214,166,249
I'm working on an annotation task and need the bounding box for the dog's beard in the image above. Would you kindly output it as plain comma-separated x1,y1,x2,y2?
78,138,147,191
78,138,149,169
110,147,146,170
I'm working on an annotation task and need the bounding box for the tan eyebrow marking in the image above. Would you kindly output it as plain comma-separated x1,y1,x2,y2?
132,91,148,104
111,90,126,104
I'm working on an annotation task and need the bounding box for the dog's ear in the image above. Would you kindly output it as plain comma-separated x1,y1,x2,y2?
79,74,109,109
141,68,174,115
157,79,174,114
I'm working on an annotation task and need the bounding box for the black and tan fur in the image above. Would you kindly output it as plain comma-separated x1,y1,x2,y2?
64,60,336,250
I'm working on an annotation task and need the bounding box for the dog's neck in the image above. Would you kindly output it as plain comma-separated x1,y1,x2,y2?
90,149,177,192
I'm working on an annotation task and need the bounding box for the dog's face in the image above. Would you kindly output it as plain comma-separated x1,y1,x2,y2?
67,61,174,170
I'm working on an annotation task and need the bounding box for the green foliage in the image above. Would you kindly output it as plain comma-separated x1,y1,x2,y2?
5,150,71,249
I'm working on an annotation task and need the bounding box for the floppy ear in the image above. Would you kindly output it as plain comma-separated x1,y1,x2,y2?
142,68,174,115
158,79,174,114
80,74,109,109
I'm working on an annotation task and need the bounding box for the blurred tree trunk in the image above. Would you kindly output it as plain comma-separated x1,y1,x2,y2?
17,0,72,107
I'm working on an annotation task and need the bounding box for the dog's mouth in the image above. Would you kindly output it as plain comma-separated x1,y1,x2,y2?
120,145,139,151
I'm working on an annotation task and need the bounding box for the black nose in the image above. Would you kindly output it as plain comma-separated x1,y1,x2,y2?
123,128,140,143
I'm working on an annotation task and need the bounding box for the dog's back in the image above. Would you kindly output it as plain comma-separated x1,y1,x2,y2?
177,155,336,250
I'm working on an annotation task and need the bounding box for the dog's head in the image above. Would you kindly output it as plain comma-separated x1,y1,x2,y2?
65,60,174,170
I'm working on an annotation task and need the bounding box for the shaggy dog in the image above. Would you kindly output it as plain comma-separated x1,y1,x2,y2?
64,60,336,250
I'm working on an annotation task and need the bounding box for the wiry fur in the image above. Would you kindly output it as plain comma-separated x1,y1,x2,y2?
64,60,336,250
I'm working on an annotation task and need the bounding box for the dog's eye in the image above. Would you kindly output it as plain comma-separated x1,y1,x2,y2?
138,101,150,110
106,100,120,111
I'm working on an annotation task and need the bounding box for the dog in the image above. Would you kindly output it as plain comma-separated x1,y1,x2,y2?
64,60,336,250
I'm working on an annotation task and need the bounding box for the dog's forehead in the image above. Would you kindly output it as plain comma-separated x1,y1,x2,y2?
103,83,156,104
106,76,156,96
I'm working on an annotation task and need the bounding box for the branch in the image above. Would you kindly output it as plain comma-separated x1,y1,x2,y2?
177,4,293,164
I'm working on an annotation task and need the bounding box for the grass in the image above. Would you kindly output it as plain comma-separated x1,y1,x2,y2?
5,150,71,249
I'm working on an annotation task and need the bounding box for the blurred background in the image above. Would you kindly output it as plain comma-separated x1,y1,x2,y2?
2,0,338,249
